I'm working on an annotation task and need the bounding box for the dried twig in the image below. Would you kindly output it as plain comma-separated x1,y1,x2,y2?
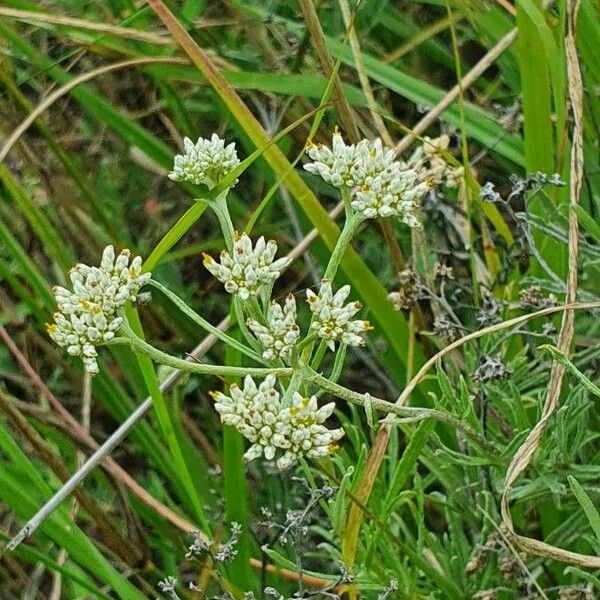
0,325,212,544
394,0,553,155
0,390,140,565
298,0,360,142
0,7,173,45
337,0,392,146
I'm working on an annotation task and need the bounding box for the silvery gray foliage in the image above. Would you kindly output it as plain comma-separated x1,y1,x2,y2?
157,576,181,600
377,579,399,600
214,521,242,562
480,171,565,207
186,522,241,562
473,355,512,384
518,284,558,310
185,530,210,559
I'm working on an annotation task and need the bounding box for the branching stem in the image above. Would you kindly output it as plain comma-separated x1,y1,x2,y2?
308,370,499,457
109,332,291,379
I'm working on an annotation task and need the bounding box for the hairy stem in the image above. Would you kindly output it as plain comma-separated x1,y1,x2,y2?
149,279,264,363
211,190,235,252
322,212,363,281
308,370,499,457
110,331,291,379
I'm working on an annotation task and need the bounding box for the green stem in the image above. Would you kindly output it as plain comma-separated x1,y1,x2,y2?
310,340,328,370
341,185,353,220
245,296,265,324
328,344,347,384
308,370,499,458
124,305,211,534
322,212,363,281
233,296,262,352
280,368,305,406
302,213,362,366
295,332,317,354
110,330,291,379
149,279,263,363
211,191,235,252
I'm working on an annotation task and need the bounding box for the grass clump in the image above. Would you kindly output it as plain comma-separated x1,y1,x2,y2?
1,1,600,599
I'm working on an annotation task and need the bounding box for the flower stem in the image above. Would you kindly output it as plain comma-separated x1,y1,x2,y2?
110,331,291,379
244,296,265,324
233,296,262,352
322,213,363,281
211,190,235,252
149,279,264,363
341,185,353,220
309,340,328,370
308,369,499,458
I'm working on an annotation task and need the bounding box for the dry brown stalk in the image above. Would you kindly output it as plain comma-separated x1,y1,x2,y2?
499,0,600,568
298,0,360,142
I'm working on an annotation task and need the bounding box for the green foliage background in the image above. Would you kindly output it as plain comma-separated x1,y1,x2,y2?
0,0,599,598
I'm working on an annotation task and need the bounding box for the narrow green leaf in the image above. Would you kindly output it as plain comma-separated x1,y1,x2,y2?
574,204,600,246
567,476,600,544
539,344,600,399
222,317,253,591
0,423,147,600
149,279,263,362
125,304,212,534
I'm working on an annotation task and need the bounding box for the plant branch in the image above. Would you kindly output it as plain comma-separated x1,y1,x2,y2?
149,279,263,363
322,212,363,281
110,331,291,379
210,190,235,252
308,370,499,457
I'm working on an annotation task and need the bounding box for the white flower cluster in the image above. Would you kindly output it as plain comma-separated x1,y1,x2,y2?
248,294,299,362
304,131,429,224
404,134,463,188
304,130,367,188
47,246,151,374
307,281,371,350
203,234,290,301
212,375,344,469
169,134,240,188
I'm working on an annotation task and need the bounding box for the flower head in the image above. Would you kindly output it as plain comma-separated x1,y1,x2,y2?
351,169,429,224
47,246,151,374
169,134,239,188
306,281,372,350
404,135,463,188
211,375,343,469
248,294,300,362
304,131,365,188
275,392,344,470
304,131,428,225
203,234,290,301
